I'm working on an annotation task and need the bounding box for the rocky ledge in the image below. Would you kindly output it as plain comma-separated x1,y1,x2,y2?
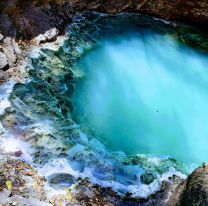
1,0,208,82
0,0,208,40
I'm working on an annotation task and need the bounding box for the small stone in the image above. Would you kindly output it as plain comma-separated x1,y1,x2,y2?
48,173,76,189
140,172,155,185
14,150,22,157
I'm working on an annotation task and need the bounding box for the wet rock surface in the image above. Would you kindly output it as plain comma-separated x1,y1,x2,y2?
68,175,184,206
140,172,155,185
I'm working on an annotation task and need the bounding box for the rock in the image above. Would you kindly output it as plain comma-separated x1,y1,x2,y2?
14,150,23,157
11,38,21,55
1,37,21,67
0,14,16,38
168,164,208,206
140,172,155,185
0,37,22,73
34,28,59,44
0,71,10,84
48,173,76,189
71,175,184,206
0,51,9,70
44,28,58,42
34,34,47,44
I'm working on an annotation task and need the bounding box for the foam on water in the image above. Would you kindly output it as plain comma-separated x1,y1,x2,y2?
0,81,34,162
0,81,15,116
37,141,187,198
72,31,208,165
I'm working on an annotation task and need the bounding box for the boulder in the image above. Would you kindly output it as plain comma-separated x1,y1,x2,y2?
168,164,208,206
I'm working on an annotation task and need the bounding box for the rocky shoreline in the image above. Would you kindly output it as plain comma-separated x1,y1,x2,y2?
1,2,208,206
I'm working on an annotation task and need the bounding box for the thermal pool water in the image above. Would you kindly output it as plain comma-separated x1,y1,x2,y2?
72,31,208,165
4,14,208,198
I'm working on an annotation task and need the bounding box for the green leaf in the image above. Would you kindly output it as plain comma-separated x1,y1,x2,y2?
6,180,12,191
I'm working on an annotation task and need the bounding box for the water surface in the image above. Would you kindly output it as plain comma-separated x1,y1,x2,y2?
72,31,208,164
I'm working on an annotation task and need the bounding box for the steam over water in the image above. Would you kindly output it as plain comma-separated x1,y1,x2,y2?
72,32,208,165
